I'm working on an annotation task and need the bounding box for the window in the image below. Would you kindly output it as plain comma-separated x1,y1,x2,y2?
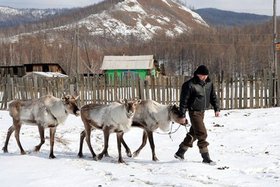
43,65,49,72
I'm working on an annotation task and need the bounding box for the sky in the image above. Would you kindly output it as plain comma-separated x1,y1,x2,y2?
0,0,279,16
0,107,280,186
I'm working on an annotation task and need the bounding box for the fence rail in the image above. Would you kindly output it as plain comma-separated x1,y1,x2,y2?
0,72,279,110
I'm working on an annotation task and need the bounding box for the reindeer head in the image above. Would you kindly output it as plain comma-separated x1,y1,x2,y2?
62,95,80,116
169,104,186,125
120,99,141,118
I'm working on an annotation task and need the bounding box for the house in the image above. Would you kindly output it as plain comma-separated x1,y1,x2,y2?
0,63,66,77
100,55,157,79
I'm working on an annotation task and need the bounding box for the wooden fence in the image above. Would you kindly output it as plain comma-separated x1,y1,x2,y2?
0,72,279,110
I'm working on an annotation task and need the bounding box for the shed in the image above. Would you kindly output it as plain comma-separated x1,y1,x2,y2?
24,63,66,74
0,63,66,77
100,55,156,79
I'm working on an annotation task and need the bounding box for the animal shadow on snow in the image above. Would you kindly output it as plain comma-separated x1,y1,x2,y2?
0,149,79,160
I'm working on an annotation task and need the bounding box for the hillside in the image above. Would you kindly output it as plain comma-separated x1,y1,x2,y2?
0,6,67,28
195,8,271,27
70,0,208,40
0,0,208,41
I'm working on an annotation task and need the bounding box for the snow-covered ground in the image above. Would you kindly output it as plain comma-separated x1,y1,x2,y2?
0,107,279,187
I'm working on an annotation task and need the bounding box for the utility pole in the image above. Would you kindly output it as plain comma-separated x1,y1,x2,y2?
273,0,279,106
76,25,80,75
273,0,277,76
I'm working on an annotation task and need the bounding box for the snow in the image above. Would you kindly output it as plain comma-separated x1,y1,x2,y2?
170,0,208,27
162,0,172,7
23,72,68,78
116,0,147,15
0,6,58,18
1,107,280,186
154,15,170,25
0,6,23,16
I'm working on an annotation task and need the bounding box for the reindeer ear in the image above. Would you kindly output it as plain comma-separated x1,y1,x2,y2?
119,99,125,104
75,95,80,100
135,99,141,104
61,95,70,102
61,96,66,102
171,103,178,108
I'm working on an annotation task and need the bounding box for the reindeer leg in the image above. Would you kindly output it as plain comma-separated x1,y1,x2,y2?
78,130,86,158
133,130,147,157
49,127,56,159
120,133,132,157
35,125,45,152
147,131,158,161
117,132,125,164
2,125,15,153
85,126,97,160
14,122,26,155
98,127,110,160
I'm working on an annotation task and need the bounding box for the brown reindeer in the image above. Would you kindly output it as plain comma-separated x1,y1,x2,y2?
2,95,80,158
78,99,141,163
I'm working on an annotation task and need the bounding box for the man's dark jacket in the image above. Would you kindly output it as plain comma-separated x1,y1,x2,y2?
179,75,220,117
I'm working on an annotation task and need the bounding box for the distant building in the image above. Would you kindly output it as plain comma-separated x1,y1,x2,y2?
0,63,66,77
100,55,157,79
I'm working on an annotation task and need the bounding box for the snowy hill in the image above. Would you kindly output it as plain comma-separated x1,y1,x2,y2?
69,0,208,40
0,6,66,27
0,107,279,186
0,0,208,41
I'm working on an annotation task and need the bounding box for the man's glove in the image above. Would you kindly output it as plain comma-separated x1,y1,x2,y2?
184,118,188,125
178,117,188,126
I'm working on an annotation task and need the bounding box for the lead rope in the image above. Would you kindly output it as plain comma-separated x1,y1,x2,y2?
155,122,190,141
170,122,190,141
168,122,179,141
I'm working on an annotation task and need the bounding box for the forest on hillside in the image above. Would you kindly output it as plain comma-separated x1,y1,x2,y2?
0,0,278,77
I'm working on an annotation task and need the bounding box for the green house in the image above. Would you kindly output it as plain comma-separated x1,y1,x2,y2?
100,55,156,80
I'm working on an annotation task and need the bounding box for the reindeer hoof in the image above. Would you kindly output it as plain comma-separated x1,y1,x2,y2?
93,156,98,161
132,151,139,158
21,151,27,155
34,146,41,152
49,154,56,159
77,152,84,158
97,154,103,160
2,147,8,153
126,151,132,157
152,157,159,161
118,159,126,164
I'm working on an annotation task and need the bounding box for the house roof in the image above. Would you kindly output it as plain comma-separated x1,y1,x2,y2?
23,72,68,78
100,55,155,70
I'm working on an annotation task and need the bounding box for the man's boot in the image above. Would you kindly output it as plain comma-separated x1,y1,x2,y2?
201,152,216,165
174,147,187,160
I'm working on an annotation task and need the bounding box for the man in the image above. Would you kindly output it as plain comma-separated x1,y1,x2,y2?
174,65,220,165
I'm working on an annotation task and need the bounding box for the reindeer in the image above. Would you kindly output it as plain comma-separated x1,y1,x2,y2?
78,99,141,163
120,99,186,161
2,95,80,158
